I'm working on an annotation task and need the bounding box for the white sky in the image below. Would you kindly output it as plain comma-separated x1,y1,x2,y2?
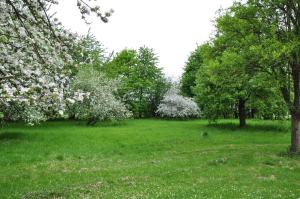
54,0,234,80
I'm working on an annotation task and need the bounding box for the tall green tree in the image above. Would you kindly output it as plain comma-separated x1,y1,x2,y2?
72,33,107,67
194,2,271,127
195,50,273,127
199,0,299,152
251,0,300,153
180,45,205,97
105,47,169,118
67,32,109,78
220,0,300,152
105,49,137,78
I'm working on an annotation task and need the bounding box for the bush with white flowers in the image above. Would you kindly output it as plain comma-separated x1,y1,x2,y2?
156,87,200,119
70,67,132,125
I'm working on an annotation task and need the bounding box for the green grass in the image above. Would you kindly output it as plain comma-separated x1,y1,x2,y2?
0,119,299,198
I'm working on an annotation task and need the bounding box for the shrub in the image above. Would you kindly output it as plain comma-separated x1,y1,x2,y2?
70,67,132,125
156,87,200,119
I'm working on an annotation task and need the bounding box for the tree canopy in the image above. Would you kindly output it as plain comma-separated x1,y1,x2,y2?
190,0,299,152
105,47,169,118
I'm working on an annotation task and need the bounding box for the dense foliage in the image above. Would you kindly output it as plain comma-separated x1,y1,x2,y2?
193,44,285,126
105,47,170,118
71,32,108,69
180,45,205,97
189,0,299,152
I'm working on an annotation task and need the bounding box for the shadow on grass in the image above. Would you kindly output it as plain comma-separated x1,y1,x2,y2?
73,120,129,128
278,147,300,159
0,132,26,141
26,119,130,129
23,191,65,199
0,132,25,141
95,120,128,127
207,122,289,133
22,181,103,198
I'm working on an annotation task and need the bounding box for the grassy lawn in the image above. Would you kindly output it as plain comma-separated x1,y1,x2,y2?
0,119,299,198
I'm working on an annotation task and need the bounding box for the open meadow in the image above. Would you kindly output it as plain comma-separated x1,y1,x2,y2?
0,119,299,198
2,0,300,198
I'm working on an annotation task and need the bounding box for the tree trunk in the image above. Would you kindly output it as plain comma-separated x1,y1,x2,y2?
291,63,300,153
138,88,143,118
238,99,246,127
250,108,256,119
291,112,299,152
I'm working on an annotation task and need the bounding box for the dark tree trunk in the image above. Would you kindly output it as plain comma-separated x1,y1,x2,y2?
250,108,256,119
238,99,246,127
138,88,143,118
291,112,299,152
291,64,300,153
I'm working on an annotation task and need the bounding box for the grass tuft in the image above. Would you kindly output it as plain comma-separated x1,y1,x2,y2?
55,155,64,161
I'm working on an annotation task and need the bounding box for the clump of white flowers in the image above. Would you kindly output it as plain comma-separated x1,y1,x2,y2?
70,67,132,125
156,87,200,119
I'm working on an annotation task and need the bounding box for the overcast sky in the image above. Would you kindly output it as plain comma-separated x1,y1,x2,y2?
54,0,234,80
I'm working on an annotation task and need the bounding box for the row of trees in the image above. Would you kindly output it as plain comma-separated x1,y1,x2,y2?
180,0,300,153
3,0,299,153
74,36,200,120
0,23,169,124
1,0,199,125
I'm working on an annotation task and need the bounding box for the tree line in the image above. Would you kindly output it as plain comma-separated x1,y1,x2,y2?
1,0,198,125
1,0,300,153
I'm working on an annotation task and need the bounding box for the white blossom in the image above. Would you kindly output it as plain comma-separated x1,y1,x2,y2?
0,0,113,124
70,67,132,124
0,0,79,124
156,87,200,119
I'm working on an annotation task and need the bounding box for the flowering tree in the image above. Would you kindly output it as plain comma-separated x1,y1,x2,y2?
70,67,132,125
156,87,200,119
0,0,111,124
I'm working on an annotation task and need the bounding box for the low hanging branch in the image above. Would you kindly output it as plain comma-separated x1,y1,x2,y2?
0,0,113,124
